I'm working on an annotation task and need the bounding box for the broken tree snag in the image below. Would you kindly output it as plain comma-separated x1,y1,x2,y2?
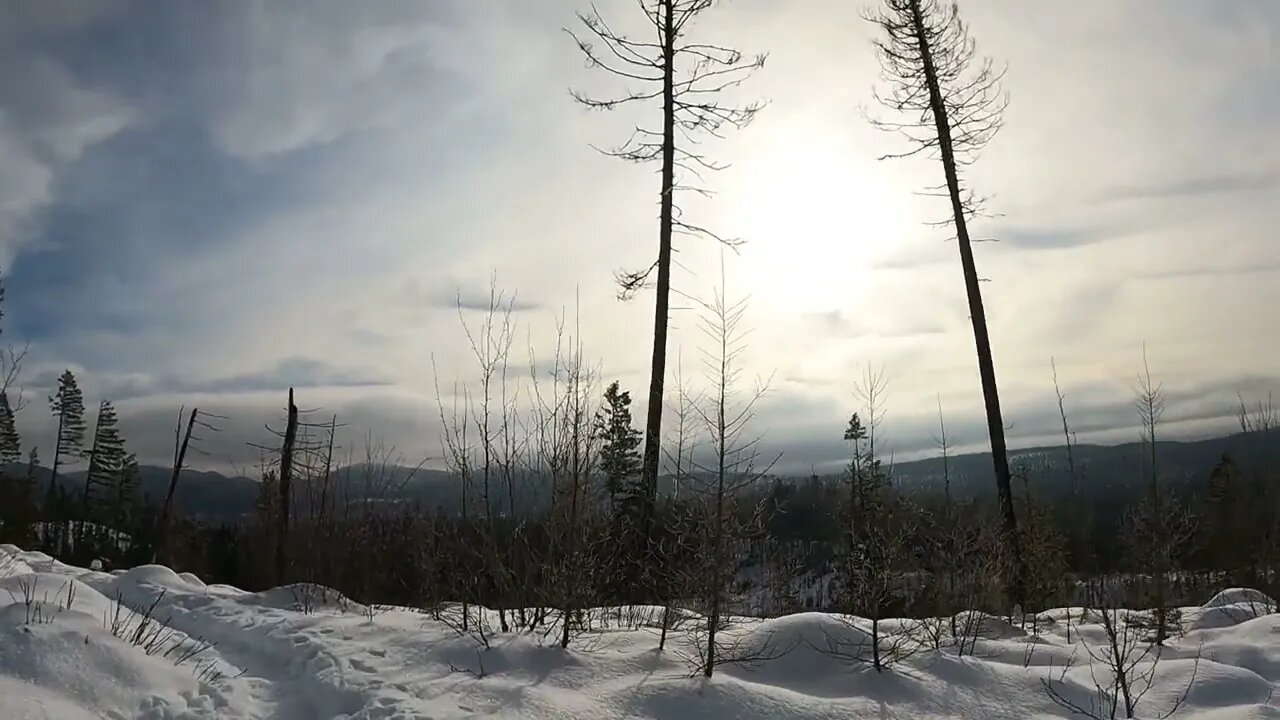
276,388,298,585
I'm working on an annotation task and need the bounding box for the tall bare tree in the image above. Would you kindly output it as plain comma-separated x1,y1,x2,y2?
568,0,765,552
1131,346,1184,646
276,388,298,584
866,0,1025,605
686,260,777,677
154,407,224,563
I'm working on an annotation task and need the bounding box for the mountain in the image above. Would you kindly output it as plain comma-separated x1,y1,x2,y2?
15,430,1272,523
26,464,260,522
891,429,1276,503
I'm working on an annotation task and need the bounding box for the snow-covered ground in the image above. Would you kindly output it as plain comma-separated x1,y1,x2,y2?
2,544,1278,719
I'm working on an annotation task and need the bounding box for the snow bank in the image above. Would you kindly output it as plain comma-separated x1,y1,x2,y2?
1203,587,1276,610
1188,589,1278,631
5,544,1280,719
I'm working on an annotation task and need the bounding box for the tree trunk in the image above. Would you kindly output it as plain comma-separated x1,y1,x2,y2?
907,0,1025,608
48,411,65,514
155,408,197,564
275,389,298,586
639,0,678,570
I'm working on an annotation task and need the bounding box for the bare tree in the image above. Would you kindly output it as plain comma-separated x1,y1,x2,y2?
434,356,476,634
528,299,602,649
250,390,332,586
457,280,519,632
684,262,778,677
1051,358,1089,640
275,390,298,585
655,352,698,650
825,369,916,671
1132,345,1178,646
1043,584,1201,720
153,407,224,564
866,0,1026,605
928,394,962,639
568,0,766,561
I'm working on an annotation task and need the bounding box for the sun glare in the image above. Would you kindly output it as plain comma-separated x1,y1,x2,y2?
726,131,912,314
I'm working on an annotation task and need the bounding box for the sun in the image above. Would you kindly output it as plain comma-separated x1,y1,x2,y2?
722,125,913,315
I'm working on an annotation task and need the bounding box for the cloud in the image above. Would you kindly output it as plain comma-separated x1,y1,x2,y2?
802,309,944,340
26,358,391,403
3,0,1280,476
0,50,134,263
1103,170,1280,204
1000,225,1133,251
401,278,542,314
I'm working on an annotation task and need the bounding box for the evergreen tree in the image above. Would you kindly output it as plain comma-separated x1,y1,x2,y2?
595,381,645,598
1205,454,1251,581
594,381,642,509
113,452,140,532
48,370,86,507
84,400,126,524
0,391,21,466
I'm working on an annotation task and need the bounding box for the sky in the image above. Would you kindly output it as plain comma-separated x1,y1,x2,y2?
1,0,1277,476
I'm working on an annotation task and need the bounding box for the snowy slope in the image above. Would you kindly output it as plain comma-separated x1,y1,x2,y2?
2,544,1279,719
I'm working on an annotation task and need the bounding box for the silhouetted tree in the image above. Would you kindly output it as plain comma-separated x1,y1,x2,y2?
0,392,20,466
569,0,766,560
685,263,777,677
84,400,126,524
48,370,86,509
276,388,298,584
596,381,642,510
867,0,1026,607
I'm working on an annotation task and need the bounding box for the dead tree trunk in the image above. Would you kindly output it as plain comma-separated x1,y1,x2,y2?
275,388,298,585
154,407,198,563
636,0,680,566
868,0,1026,607
568,0,765,572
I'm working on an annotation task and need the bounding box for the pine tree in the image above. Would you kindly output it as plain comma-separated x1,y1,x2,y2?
595,381,642,509
0,391,21,466
84,400,126,525
114,452,140,532
48,370,86,507
596,381,645,599
1205,454,1251,583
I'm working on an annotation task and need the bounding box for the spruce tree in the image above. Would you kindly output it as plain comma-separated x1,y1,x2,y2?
114,452,140,533
593,381,644,598
0,391,21,466
48,370,86,506
594,381,642,509
84,400,126,524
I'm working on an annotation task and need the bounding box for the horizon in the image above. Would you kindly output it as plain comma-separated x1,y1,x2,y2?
2,1,1278,476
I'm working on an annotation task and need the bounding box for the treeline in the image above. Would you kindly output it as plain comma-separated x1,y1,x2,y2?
0,364,160,566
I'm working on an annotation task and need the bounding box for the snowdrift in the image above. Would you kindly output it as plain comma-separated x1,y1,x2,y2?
2,545,1279,719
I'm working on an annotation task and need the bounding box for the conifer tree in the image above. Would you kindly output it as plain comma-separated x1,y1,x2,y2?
0,391,21,466
48,370,86,506
595,381,642,510
595,380,645,598
84,400,126,524
114,452,140,532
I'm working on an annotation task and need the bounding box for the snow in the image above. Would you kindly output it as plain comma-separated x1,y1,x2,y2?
2,544,1279,719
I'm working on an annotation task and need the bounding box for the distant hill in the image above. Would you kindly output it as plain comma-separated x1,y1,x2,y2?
891,429,1277,503
27,464,260,522
16,430,1274,523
